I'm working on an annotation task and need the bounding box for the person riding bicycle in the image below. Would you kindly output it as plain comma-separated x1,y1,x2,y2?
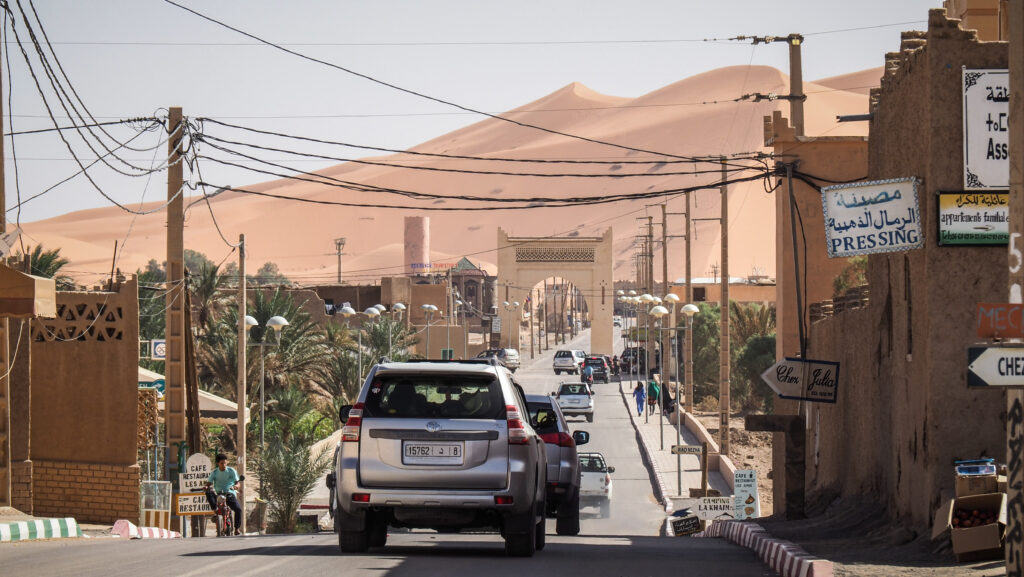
205,453,243,536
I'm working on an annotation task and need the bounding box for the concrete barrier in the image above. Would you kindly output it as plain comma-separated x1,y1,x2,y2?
0,518,82,542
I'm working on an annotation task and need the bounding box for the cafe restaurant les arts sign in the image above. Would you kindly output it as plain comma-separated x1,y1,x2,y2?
822,177,923,258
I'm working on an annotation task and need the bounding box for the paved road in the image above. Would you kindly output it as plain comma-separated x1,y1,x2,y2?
2,328,771,576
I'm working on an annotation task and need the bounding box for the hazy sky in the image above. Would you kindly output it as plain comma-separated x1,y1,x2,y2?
4,0,943,225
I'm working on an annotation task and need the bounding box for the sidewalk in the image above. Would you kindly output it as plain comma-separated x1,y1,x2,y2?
616,376,729,513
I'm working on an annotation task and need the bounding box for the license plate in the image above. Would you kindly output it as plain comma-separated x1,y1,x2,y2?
403,441,464,465
570,399,581,404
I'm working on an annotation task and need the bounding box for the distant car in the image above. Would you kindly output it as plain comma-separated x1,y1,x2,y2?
553,349,586,375
583,356,610,383
526,394,589,535
620,347,646,374
612,316,623,328
578,452,614,518
553,381,594,423
476,348,521,372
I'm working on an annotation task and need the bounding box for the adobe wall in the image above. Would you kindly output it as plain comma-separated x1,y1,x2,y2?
29,279,140,523
805,10,1008,529
668,283,775,305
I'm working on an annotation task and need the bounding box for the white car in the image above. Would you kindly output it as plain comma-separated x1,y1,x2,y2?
578,452,614,518
552,381,593,423
552,349,586,375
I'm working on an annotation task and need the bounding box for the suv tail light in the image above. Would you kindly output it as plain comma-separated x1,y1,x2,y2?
540,432,576,447
342,402,364,442
506,405,529,445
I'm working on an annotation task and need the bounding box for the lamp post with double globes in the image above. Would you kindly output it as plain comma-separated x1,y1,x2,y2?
455,299,467,359
387,303,406,359
421,304,438,358
244,314,289,453
678,303,699,495
638,293,654,423
649,304,669,450
503,300,520,350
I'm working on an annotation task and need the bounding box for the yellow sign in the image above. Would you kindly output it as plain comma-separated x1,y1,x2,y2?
174,492,213,516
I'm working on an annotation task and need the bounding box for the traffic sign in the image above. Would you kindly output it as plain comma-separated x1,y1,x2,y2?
968,346,1024,388
671,445,703,455
760,357,840,403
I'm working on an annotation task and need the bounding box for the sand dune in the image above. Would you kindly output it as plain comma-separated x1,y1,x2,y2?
25,65,873,290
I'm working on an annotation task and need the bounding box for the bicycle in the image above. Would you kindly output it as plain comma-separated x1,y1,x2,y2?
206,475,244,537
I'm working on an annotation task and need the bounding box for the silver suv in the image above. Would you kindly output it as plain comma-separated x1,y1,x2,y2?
526,394,589,535
333,359,548,556
552,349,586,375
476,348,521,372
553,381,594,423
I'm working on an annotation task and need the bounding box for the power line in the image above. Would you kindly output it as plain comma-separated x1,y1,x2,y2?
161,0,758,169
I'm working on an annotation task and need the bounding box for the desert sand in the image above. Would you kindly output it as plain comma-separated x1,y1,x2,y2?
25,65,878,289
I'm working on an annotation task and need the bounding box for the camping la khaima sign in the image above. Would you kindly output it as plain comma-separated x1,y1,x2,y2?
821,177,923,259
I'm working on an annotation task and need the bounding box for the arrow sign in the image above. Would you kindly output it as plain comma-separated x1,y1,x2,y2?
671,445,703,455
968,346,1024,388
760,358,840,404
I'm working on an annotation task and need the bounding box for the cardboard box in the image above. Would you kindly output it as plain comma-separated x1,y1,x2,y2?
998,475,1007,493
956,473,998,497
945,493,1007,562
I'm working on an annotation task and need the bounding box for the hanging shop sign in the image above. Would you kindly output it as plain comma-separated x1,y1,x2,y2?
962,68,1009,190
821,177,922,258
938,191,1008,246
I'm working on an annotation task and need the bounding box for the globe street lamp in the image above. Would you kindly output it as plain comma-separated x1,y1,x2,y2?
243,314,289,454
678,303,699,496
421,304,438,357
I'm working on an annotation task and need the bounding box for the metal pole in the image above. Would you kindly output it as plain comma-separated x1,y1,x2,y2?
259,345,265,452
644,309,650,424
425,316,431,358
675,324,682,496
236,234,247,534
358,329,362,377
719,158,731,458
685,190,693,414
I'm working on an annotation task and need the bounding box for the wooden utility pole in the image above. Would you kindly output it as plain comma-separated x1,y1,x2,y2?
529,291,535,359
236,234,247,534
685,191,694,414
719,159,731,457
787,35,805,137
661,203,671,383
0,32,8,508
164,107,186,497
1006,2,1022,573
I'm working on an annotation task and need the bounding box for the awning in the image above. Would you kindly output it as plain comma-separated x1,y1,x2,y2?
0,263,56,318
145,366,250,424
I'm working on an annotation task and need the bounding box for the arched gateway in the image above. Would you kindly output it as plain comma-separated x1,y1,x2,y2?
496,228,614,355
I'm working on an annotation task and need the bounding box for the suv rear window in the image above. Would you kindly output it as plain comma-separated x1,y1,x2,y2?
579,454,607,472
555,351,572,358
558,383,589,396
584,358,604,366
362,375,506,419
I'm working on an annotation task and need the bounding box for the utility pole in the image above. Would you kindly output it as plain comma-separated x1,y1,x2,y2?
739,34,805,136
719,158,731,458
334,238,346,284
0,33,8,508
236,234,247,534
685,190,694,414
164,108,186,512
1005,2,1022,573
529,290,535,359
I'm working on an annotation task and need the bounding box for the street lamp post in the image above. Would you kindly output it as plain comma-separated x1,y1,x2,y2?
649,305,669,450
340,306,380,381
388,303,406,359
503,301,520,350
244,314,290,453
455,299,467,359
677,303,699,495
421,304,437,358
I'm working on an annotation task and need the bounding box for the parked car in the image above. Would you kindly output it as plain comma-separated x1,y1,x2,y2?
553,381,594,423
526,394,589,535
582,356,610,383
613,316,623,328
553,349,586,374
620,346,646,374
578,452,614,518
333,358,548,557
476,348,521,372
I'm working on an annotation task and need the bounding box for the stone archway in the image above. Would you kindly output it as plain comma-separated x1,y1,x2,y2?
496,228,613,355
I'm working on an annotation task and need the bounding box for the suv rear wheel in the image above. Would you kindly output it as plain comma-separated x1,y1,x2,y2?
556,491,581,536
504,519,536,557
339,529,369,553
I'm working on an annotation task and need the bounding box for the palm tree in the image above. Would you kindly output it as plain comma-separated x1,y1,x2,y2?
729,301,776,348
360,315,418,364
311,322,359,407
190,261,229,335
26,245,75,290
259,437,331,533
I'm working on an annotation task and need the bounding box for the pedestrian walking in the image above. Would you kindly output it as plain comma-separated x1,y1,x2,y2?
646,379,660,416
632,382,646,417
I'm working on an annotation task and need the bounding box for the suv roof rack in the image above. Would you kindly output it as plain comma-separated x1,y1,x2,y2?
403,358,501,367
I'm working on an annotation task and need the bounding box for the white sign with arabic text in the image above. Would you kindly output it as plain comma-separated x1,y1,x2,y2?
962,68,1009,190
821,177,923,258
